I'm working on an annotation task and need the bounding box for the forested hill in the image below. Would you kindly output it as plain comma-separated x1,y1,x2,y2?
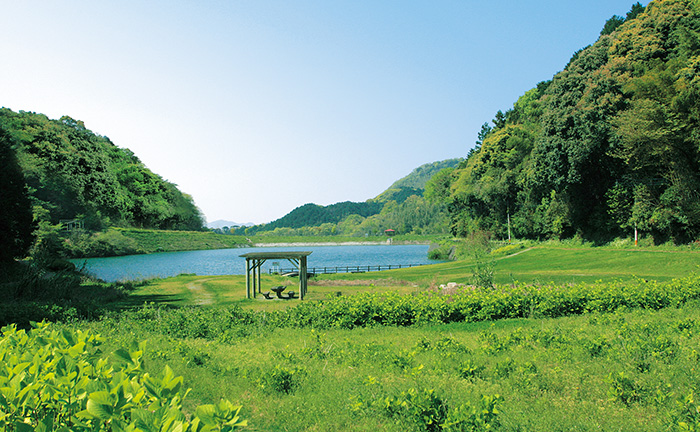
238,158,461,235
373,158,462,203
431,0,700,244
0,109,205,232
244,201,385,234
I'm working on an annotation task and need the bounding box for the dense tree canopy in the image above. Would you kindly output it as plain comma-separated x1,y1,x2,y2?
431,0,700,243
0,127,35,262
0,109,205,232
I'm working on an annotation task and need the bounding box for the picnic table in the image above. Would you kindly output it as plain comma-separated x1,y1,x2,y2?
263,286,296,300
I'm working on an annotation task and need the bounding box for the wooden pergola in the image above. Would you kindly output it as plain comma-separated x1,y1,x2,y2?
239,251,312,300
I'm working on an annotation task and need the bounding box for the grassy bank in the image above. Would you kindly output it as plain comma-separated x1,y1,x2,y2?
119,245,700,312
116,227,250,253
249,233,440,245
102,230,437,255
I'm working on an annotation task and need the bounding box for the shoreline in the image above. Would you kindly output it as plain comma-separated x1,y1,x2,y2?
252,240,430,247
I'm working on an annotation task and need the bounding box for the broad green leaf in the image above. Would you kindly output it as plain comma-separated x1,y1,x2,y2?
13,421,34,432
87,391,114,419
68,341,86,358
114,348,134,365
195,404,216,425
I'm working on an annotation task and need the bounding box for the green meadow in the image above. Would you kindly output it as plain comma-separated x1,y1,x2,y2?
4,243,700,431
121,244,700,309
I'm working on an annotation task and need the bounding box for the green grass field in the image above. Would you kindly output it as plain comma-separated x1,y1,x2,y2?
71,300,700,431
9,242,700,431
124,244,700,310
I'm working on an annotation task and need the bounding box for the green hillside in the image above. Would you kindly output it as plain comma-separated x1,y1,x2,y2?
0,109,205,233
239,158,460,236
243,201,384,235
433,0,700,244
374,158,462,202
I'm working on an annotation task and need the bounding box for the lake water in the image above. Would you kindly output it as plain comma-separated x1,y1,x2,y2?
71,244,441,282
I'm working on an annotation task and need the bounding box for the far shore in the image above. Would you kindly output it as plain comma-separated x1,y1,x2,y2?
251,240,431,247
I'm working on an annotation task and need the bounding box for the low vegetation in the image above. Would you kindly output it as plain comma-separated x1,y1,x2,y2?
0,322,246,431
45,293,700,431
2,240,700,430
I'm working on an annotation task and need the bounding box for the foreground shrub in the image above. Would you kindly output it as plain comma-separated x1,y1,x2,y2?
269,275,700,329
110,276,700,340
351,380,502,432
0,322,246,431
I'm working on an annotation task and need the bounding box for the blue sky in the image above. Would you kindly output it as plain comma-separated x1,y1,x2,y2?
1,1,643,224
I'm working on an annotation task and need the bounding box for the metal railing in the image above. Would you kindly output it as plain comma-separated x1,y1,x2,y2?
271,263,423,275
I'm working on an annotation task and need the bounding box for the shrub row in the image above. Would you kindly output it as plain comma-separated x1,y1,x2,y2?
268,276,700,329
101,276,700,339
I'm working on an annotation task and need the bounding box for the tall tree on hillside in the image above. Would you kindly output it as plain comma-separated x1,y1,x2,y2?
0,127,35,262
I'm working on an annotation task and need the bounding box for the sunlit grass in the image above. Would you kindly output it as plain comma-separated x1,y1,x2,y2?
51,242,700,431
72,301,700,431
319,244,700,286
124,244,700,311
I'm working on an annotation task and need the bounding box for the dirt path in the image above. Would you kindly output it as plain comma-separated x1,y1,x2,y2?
495,247,535,260
186,278,215,305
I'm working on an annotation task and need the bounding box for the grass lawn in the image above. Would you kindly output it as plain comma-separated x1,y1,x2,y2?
73,300,700,431
9,241,700,431
125,244,700,310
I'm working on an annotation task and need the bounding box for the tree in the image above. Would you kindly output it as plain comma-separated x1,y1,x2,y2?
601,15,625,36
600,3,645,36
0,127,36,262
439,0,700,242
0,108,207,232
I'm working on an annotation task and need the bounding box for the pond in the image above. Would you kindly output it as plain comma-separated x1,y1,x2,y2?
71,244,442,282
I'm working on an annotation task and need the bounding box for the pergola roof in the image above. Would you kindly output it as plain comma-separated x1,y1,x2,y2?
239,251,312,260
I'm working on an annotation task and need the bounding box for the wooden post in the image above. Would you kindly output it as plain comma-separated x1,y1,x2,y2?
245,258,251,299
300,255,307,300
255,259,261,296
252,259,257,298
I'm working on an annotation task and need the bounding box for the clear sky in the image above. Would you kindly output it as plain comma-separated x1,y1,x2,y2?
1,1,643,224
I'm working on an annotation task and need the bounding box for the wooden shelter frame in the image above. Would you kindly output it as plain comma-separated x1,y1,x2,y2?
239,251,312,300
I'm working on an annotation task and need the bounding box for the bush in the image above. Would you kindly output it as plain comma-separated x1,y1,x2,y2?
0,322,247,431
428,243,454,260
268,276,700,329
64,228,144,258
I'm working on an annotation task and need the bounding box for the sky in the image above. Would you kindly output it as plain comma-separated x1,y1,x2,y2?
1,1,643,225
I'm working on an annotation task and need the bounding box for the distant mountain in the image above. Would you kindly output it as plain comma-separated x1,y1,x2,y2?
373,158,462,203
243,201,384,235
207,220,254,229
238,158,461,234
383,158,463,191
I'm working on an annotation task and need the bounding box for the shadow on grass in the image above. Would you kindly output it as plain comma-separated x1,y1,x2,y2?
111,293,189,309
0,263,199,327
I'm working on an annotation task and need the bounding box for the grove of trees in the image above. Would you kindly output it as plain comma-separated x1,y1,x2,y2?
428,0,700,244
0,109,206,234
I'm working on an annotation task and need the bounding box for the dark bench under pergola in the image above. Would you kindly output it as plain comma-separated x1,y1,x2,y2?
240,251,312,300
